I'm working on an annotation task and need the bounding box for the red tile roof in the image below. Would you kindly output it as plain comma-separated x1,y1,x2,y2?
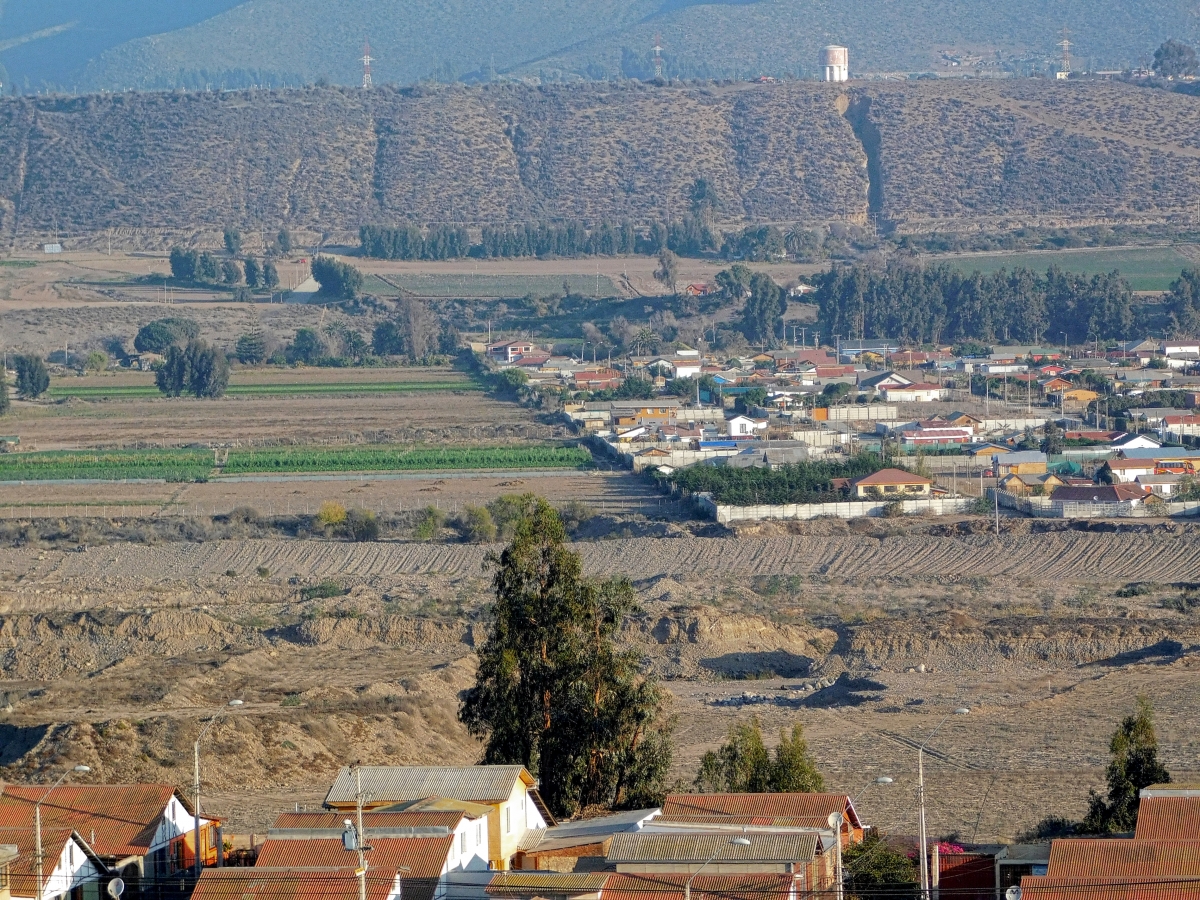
1050,484,1151,503
660,793,860,828
1048,840,1200,878
601,873,797,900
1136,798,1200,840
255,836,452,879
1020,876,1200,900
0,784,186,858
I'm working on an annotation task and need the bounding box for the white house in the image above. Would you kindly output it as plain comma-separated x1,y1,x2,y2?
649,358,702,379
725,416,768,438
1162,341,1200,357
881,386,944,403
323,766,552,870
488,341,538,363
0,827,106,900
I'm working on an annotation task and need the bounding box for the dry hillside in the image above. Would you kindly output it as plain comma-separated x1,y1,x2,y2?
5,80,1200,246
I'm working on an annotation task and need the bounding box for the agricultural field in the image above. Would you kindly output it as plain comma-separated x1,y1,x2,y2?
380,273,620,299
939,244,1198,292
0,444,591,483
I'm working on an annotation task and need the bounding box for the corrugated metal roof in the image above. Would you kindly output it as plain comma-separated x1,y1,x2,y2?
601,873,796,900
1136,799,1200,840
377,797,493,819
607,833,816,864
1048,840,1200,878
0,784,183,858
1020,875,1200,900
255,836,453,879
324,767,531,807
486,873,607,895
192,868,441,900
661,794,859,829
272,812,464,831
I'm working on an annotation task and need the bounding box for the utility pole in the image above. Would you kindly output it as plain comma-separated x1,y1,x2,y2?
992,455,1000,536
355,767,369,900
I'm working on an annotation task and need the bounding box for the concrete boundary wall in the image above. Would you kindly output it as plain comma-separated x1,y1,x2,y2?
697,495,976,522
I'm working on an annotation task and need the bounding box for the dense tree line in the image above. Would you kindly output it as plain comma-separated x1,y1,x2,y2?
816,263,1135,344
168,247,276,290
669,454,885,505
311,256,363,300
1164,269,1200,335
134,318,200,354
479,221,640,258
360,224,471,260
155,340,230,399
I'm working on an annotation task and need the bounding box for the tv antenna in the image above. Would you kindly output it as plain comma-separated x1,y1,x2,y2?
1057,26,1072,75
652,33,664,79
361,39,374,89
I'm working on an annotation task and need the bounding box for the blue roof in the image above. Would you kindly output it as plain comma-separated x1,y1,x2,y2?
1120,448,1200,460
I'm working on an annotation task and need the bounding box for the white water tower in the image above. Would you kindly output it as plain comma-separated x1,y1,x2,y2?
821,45,849,82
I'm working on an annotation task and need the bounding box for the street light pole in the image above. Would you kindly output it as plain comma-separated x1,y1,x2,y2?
917,709,969,900
684,837,751,900
193,700,243,878
35,765,91,900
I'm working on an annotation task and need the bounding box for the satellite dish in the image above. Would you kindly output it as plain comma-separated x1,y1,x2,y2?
107,878,125,900
827,811,843,830
1006,887,1022,900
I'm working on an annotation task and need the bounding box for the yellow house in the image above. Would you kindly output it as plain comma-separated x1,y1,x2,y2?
323,765,554,870
851,468,933,498
1061,388,1099,405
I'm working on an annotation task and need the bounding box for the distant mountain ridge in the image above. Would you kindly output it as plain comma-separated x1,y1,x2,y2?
0,0,1192,92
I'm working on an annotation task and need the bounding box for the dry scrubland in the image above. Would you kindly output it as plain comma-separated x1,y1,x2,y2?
2,522,1200,842
5,80,1200,245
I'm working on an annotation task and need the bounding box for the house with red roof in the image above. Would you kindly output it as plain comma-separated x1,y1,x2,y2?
0,826,105,900
0,783,210,884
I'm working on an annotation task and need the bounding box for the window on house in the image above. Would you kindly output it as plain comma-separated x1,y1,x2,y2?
477,823,483,845
505,808,511,833
461,832,467,856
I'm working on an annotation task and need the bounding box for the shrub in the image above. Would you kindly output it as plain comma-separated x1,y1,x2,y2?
13,355,49,399
456,505,497,542
300,579,347,600
557,500,595,533
256,565,271,578
316,501,347,527
413,505,445,541
84,351,107,373
346,508,380,542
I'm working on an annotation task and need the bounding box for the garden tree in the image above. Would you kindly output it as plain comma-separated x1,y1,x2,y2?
169,247,198,281
0,368,9,416
459,498,674,817
196,252,220,283
1154,39,1198,77
372,321,405,356
1082,697,1170,833
695,718,823,793
223,227,242,256
221,259,243,285
288,328,326,364
742,272,785,347
1041,421,1065,455
13,354,49,399
722,225,786,262
654,249,679,295
243,257,262,289
842,831,918,900
134,317,199,354
1164,269,1200,336
667,215,717,257
397,298,439,361
311,256,363,300
715,263,753,305
277,228,293,255
155,340,230,398
737,386,769,412
262,260,280,291
84,351,107,373
612,376,656,400
236,330,268,365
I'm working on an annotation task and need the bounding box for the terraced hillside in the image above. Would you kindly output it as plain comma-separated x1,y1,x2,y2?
4,79,1200,242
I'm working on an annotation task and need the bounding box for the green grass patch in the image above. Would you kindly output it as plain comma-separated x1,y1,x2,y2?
0,449,213,482
0,260,36,268
940,246,1195,291
47,379,482,400
222,444,593,474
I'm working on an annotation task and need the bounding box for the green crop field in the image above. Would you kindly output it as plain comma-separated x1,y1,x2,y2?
0,260,37,268
47,378,482,401
0,444,592,483
939,246,1196,292
0,449,212,482
222,445,593,475
386,273,618,299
